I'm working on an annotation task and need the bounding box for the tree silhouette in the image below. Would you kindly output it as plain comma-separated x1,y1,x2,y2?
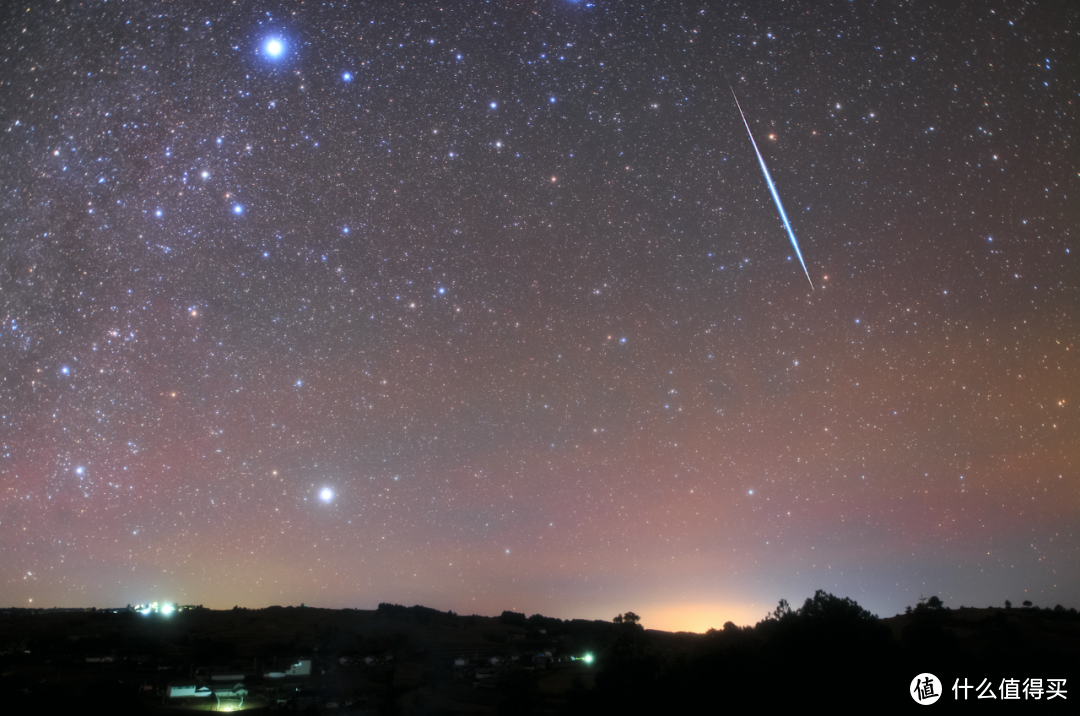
606,611,646,661
903,592,958,672
788,589,879,624
759,591,892,708
579,591,914,713
914,595,944,612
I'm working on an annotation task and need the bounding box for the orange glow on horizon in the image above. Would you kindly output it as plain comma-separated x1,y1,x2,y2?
640,602,763,633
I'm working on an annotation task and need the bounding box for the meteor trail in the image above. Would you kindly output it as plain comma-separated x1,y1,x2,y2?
731,89,814,290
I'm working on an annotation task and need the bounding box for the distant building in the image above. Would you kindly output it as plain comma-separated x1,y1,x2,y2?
285,659,311,676
264,659,311,678
168,684,212,698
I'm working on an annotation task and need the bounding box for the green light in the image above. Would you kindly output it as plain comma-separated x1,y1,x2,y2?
584,653,593,664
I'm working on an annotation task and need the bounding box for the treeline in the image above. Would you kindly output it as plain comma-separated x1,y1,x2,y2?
500,610,611,638
376,602,458,624
566,590,1080,713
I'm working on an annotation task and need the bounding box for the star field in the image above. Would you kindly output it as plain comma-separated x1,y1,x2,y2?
1,1,1077,631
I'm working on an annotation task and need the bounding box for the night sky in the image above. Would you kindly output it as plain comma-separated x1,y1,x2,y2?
2,1,1077,632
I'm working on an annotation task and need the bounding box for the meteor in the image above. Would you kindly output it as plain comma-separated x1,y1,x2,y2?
731,89,814,290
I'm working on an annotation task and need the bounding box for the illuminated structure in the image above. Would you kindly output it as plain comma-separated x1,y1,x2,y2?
168,683,211,698
264,659,311,678
213,684,248,711
132,601,180,615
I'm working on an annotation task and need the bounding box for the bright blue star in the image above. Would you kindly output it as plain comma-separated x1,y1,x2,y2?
61,366,70,375
319,487,334,503
437,287,446,295
265,38,284,57
490,101,498,109
342,72,352,82
233,204,244,215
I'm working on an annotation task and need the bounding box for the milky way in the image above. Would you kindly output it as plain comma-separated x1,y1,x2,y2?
1,1,1077,630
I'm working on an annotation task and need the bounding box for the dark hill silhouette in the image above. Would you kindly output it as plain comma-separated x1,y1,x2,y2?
573,592,1079,713
0,594,1076,714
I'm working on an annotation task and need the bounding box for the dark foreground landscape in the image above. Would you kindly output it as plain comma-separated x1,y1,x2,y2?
1,593,1077,714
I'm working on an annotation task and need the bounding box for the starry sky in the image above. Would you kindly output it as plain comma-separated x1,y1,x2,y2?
1,0,1077,632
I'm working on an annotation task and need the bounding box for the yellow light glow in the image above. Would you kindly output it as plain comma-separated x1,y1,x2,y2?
640,602,762,633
